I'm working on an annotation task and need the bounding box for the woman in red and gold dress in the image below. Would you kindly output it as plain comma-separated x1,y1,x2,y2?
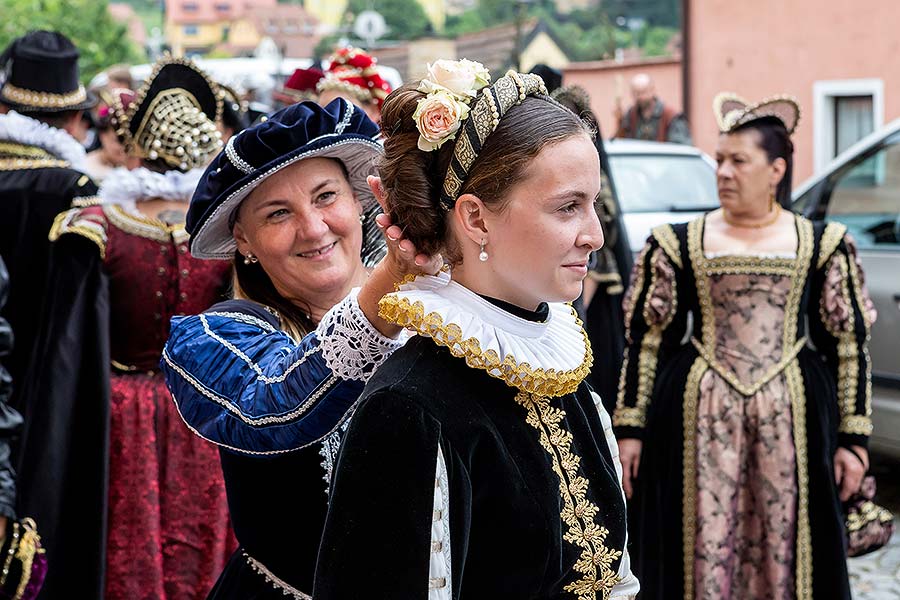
16,57,235,600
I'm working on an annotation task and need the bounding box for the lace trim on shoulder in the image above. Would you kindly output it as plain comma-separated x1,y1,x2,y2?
317,288,406,382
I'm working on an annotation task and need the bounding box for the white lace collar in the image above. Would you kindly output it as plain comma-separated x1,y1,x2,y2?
378,270,591,397
0,110,86,170
98,167,204,208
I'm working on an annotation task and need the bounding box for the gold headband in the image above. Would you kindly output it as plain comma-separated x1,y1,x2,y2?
439,70,547,210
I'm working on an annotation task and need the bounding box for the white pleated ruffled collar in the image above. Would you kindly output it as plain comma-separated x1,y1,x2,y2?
98,167,204,208
378,270,592,397
0,110,86,169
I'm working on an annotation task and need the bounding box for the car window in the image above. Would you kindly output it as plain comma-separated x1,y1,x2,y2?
826,138,900,250
609,154,718,213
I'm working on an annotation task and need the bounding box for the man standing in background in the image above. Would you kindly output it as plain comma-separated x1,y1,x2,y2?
615,72,692,144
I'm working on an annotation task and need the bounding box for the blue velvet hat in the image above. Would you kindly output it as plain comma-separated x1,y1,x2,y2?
187,98,383,260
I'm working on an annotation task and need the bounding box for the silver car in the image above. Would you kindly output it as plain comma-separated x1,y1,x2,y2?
793,119,900,457
605,139,719,253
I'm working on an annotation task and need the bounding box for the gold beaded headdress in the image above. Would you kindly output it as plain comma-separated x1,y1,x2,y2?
116,55,223,172
713,92,801,135
411,60,548,211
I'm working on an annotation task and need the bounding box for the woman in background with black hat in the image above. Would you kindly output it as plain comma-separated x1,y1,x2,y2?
17,56,235,600
161,97,436,599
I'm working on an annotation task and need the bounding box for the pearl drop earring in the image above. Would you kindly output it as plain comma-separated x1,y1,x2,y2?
478,239,488,262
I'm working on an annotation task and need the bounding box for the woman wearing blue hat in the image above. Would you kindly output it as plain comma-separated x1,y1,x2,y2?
161,97,436,599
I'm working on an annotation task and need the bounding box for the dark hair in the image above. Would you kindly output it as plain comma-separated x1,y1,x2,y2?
733,116,794,208
20,109,81,130
233,254,315,339
379,82,591,263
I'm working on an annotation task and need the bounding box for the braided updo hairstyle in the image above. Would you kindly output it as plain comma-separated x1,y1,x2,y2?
378,82,593,263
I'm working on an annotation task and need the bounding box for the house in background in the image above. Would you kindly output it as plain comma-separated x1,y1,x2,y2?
683,0,899,182
374,19,570,82
165,0,318,58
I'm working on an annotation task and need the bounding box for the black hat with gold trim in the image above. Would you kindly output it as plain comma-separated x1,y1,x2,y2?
116,55,223,172
0,30,97,113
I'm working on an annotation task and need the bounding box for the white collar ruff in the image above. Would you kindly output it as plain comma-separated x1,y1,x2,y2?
379,270,592,397
98,167,204,208
0,110,86,170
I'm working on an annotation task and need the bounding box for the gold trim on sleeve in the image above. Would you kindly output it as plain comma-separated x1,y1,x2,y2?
816,222,848,269
49,209,108,259
651,224,682,269
516,391,622,600
378,295,591,397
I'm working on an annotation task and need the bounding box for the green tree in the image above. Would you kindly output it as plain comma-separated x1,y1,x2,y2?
0,0,144,84
344,0,432,41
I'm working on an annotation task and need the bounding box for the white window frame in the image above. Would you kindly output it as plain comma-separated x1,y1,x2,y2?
813,78,884,174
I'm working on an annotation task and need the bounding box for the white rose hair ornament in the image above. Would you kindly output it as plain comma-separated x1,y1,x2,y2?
713,92,801,134
411,59,548,211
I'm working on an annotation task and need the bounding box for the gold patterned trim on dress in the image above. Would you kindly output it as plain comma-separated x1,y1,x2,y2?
632,247,678,425
1,81,88,108
0,157,69,171
650,224,682,269
49,209,108,259
703,255,796,276
689,336,807,397
104,204,185,243
515,391,622,599
681,356,709,600
685,214,815,600
820,253,872,436
615,243,652,428
785,361,813,600
378,295,591,397
816,221,847,269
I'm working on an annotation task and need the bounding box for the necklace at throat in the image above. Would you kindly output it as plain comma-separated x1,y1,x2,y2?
722,204,782,229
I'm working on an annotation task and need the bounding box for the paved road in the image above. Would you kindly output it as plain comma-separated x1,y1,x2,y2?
848,451,900,599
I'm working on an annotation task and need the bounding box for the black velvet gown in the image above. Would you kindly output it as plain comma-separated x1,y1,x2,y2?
315,272,639,600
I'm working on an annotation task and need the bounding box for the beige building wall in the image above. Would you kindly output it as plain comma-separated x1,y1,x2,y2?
228,18,261,50
305,0,348,31
407,39,458,79
167,22,226,55
687,0,900,183
520,31,570,73
563,57,682,140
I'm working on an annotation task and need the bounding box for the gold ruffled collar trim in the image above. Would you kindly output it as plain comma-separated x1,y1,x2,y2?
378,271,592,397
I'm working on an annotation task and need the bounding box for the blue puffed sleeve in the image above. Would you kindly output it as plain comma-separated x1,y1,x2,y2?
161,299,365,455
